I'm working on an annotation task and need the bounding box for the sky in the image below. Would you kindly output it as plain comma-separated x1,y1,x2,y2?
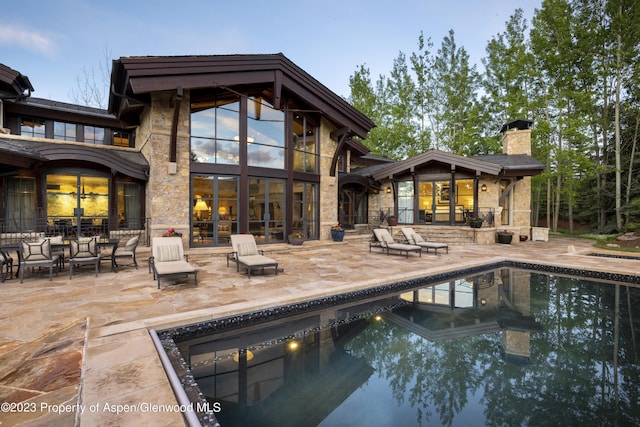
1,0,542,106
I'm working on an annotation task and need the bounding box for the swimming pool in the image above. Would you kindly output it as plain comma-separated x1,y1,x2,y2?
155,261,640,426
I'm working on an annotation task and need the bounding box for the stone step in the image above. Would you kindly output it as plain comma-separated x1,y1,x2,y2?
345,224,510,245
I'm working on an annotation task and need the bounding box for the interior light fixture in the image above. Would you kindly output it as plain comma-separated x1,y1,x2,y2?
232,349,254,362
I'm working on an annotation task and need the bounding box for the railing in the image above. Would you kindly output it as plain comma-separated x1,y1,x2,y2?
0,217,150,247
372,207,495,227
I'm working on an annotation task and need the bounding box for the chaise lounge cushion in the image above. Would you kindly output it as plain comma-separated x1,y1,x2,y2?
401,228,449,253
229,234,278,278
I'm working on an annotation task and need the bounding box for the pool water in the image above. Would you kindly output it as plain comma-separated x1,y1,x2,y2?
167,268,640,426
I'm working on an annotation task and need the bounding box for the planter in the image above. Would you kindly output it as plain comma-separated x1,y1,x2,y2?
387,216,398,226
331,230,345,242
469,220,483,229
496,232,513,244
288,236,305,245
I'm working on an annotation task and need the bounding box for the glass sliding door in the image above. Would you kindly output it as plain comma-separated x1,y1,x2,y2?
418,181,434,224
4,177,37,231
293,182,318,240
398,181,414,224
46,173,109,237
248,178,285,244
191,175,239,247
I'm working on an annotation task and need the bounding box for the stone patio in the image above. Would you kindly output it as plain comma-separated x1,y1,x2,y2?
1,235,639,426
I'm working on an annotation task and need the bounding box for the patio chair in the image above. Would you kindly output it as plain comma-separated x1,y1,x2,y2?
19,239,60,283
227,234,278,278
111,233,139,271
401,228,449,255
150,236,197,289
68,237,100,278
370,228,422,258
1,249,14,282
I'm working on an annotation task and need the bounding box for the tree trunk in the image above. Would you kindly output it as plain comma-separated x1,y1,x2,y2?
614,29,623,231
625,116,639,224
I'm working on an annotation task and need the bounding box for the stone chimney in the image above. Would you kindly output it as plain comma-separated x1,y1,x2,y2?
501,119,532,155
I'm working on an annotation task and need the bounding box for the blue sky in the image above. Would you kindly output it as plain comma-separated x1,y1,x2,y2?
1,0,541,105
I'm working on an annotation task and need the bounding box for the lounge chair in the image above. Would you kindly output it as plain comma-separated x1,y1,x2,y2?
401,228,449,254
227,234,278,278
150,236,197,289
370,228,422,258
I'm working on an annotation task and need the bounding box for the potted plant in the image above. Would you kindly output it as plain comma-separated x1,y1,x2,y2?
161,228,183,237
469,217,483,228
387,215,398,226
330,224,345,242
496,230,513,244
288,230,306,245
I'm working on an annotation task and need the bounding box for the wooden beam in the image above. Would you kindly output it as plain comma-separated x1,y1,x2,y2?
169,86,183,163
329,127,349,177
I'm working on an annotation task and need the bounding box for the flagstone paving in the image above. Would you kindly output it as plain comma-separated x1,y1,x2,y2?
0,235,638,426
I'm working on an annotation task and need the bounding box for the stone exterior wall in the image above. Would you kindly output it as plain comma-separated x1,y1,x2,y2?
319,118,339,240
138,91,192,246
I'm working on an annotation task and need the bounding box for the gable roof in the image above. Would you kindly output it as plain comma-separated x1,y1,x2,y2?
110,54,375,139
370,149,544,181
371,149,503,180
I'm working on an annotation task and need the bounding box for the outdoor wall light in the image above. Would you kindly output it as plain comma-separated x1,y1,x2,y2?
481,298,487,306
481,184,487,192
386,187,392,194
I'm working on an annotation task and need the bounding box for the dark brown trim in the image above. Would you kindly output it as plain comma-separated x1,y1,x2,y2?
169,87,183,163
330,127,349,177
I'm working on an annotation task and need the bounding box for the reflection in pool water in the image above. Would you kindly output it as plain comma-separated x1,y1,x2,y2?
163,268,640,426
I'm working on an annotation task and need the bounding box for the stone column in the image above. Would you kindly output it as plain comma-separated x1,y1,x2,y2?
139,91,192,246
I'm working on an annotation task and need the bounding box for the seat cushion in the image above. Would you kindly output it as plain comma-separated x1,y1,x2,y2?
237,254,277,267
154,260,195,275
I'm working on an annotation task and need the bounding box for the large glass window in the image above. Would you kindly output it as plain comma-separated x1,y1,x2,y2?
292,115,318,173
247,97,285,169
53,121,77,142
191,97,240,164
4,177,36,231
84,125,105,144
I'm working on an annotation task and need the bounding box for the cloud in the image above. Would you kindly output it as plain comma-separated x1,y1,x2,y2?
0,22,57,56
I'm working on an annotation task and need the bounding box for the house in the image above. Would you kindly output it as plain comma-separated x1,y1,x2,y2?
0,57,543,248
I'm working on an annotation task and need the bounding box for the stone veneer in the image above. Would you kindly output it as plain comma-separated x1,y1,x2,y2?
138,91,192,246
